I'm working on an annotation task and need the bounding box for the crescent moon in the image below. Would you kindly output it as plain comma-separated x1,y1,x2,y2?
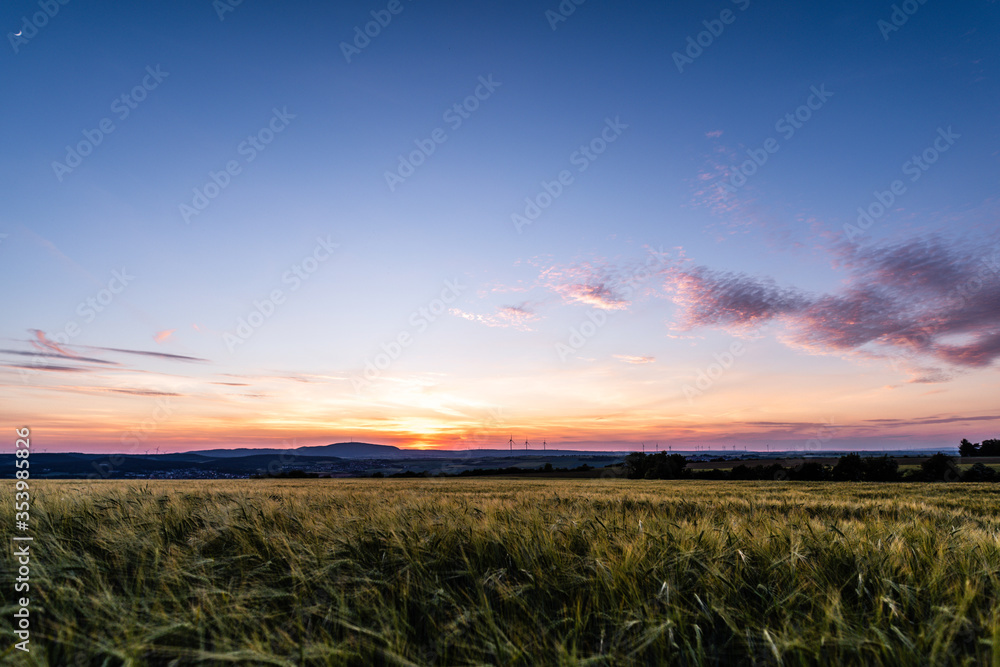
13,31,22,36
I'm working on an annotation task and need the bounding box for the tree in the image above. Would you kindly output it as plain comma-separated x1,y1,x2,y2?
921,453,960,482
979,438,1000,456
624,452,649,479
625,452,688,480
861,455,899,482
644,452,688,480
959,438,979,457
730,463,785,481
789,461,830,481
832,453,864,481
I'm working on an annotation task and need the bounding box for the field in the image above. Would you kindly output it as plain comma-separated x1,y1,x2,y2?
3,479,1000,666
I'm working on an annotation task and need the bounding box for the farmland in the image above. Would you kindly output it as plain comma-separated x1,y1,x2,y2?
2,479,1000,665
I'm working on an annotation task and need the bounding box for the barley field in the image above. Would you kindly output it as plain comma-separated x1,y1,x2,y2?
2,479,1000,666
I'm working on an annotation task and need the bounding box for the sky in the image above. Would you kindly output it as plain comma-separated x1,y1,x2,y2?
1,0,998,454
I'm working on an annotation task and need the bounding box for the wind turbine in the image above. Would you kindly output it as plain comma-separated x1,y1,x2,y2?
524,439,529,451
508,435,514,452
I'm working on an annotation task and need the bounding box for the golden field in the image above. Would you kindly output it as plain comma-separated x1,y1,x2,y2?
2,479,1000,665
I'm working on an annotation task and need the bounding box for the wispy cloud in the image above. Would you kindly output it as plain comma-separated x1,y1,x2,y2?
18,334,208,365
666,267,808,332
0,349,118,365
2,363,89,373
1,334,210,382
107,388,183,397
82,345,208,363
451,304,539,331
862,414,1000,426
29,329,76,357
613,354,655,364
540,261,644,310
687,140,753,222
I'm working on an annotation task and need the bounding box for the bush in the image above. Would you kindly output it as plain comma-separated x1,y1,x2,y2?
625,452,688,480
730,463,787,481
962,462,999,483
789,461,830,481
832,453,864,481
861,455,899,482
921,453,961,482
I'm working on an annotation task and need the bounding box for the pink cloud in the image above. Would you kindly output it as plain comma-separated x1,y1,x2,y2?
540,263,637,310
450,304,539,331
30,329,77,357
613,354,655,364
666,235,1000,376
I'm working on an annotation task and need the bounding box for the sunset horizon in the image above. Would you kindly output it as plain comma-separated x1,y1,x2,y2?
5,1,1000,663
3,1,997,455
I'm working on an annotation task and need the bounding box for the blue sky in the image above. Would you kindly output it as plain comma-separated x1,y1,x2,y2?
2,0,998,452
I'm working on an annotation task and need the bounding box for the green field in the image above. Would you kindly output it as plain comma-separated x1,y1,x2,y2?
3,479,1000,665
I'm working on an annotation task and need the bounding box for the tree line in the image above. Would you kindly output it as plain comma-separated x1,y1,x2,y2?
959,438,1000,457
624,449,999,483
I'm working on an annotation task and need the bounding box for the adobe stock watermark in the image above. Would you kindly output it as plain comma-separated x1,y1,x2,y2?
19,267,134,383
843,126,958,244
340,0,414,63
512,116,628,233
714,84,833,197
12,426,32,653
545,0,587,31
224,236,338,352
555,248,668,361
681,341,746,404
180,107,295,224
52,66,169,182
877,0,930,41
384,75,502,192
213,0,244,21
8,0,71,54
351,278,465,392
672,0,751,74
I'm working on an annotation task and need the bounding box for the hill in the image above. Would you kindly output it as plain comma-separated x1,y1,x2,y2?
189,442,403,459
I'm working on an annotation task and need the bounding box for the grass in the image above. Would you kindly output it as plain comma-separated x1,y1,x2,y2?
2,479,1000,665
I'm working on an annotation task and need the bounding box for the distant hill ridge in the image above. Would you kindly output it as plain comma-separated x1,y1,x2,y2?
189,442,402,459
187,443,629,459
